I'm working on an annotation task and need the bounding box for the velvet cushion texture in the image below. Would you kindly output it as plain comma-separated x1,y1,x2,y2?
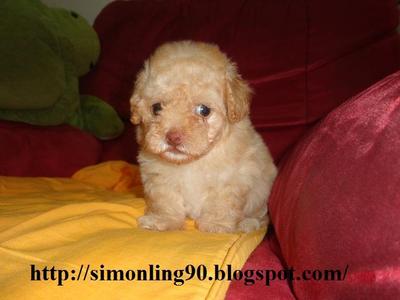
0,0,398,176
225,230,295,300
80,0,400,163
269,71,400,298
0,121,101,177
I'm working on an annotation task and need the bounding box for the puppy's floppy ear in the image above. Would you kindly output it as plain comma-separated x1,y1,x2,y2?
130,94,141,125
130,60,150,125
224,62,252,123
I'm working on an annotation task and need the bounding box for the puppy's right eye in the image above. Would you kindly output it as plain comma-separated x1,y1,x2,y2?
195,104,211,117
152,102,162,116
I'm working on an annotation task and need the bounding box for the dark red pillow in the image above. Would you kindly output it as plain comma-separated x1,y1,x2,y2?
226,233,296,300
81,0,400,164
0,121,102,177
269,71,400,298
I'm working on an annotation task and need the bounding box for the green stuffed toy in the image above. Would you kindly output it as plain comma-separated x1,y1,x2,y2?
0,0,124,139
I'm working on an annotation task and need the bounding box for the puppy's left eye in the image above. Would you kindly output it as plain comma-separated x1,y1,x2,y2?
195,104,211,117
152,102,162,116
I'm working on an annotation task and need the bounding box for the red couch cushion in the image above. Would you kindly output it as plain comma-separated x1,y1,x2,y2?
80,0,307,162
269,71,400,298
226,230,295,300
99,120,138,163
81,0,400,162
1,0,398,176
0,121,102,177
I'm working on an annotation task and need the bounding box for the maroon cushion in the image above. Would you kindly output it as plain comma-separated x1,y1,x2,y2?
1,0,398,176
269,71,400,298
0,121,102,177
306,0,400,121
100,121,138,163
81,0,400,162
226,230,295,300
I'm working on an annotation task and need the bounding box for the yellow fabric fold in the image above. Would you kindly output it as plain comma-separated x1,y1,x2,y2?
0,161,266,299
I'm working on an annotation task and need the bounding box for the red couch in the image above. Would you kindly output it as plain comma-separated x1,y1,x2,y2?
1,0,399,298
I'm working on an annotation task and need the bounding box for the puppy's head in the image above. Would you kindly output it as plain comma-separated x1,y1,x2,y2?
130,41,251,164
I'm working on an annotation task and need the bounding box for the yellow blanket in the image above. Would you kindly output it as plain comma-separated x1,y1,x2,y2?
0,161,266,299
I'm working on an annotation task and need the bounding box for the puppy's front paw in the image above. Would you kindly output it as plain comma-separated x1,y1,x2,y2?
238,218,261,233
138,214,183,231
196,221,236,233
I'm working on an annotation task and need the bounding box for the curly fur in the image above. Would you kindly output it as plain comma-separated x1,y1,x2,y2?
130,41,277,233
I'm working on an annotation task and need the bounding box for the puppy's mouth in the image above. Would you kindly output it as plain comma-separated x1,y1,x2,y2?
158,145,196,163
163,146,190,159
165,146,185,154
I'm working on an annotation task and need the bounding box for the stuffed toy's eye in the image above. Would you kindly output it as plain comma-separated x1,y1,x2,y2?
195,104,211,117
70,11,79,18
152,102,162,116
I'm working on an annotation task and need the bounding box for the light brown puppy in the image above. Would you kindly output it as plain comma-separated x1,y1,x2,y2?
130,41,277,233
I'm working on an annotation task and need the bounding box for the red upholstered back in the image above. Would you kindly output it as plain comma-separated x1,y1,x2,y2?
1,0,398,177
0,121,101,177
81,0,400,163
269,71,400,298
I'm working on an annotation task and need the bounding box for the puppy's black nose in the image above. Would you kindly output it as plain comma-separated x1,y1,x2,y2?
166,130,183,146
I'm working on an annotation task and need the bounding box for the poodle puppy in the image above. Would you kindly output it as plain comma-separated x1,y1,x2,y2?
130,41,277,233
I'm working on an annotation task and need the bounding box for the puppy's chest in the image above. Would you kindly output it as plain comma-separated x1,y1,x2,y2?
176,168,219,219
176,164,232,219
176,168,207,218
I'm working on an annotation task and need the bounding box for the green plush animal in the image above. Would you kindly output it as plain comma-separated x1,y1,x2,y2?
0,0,124,139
